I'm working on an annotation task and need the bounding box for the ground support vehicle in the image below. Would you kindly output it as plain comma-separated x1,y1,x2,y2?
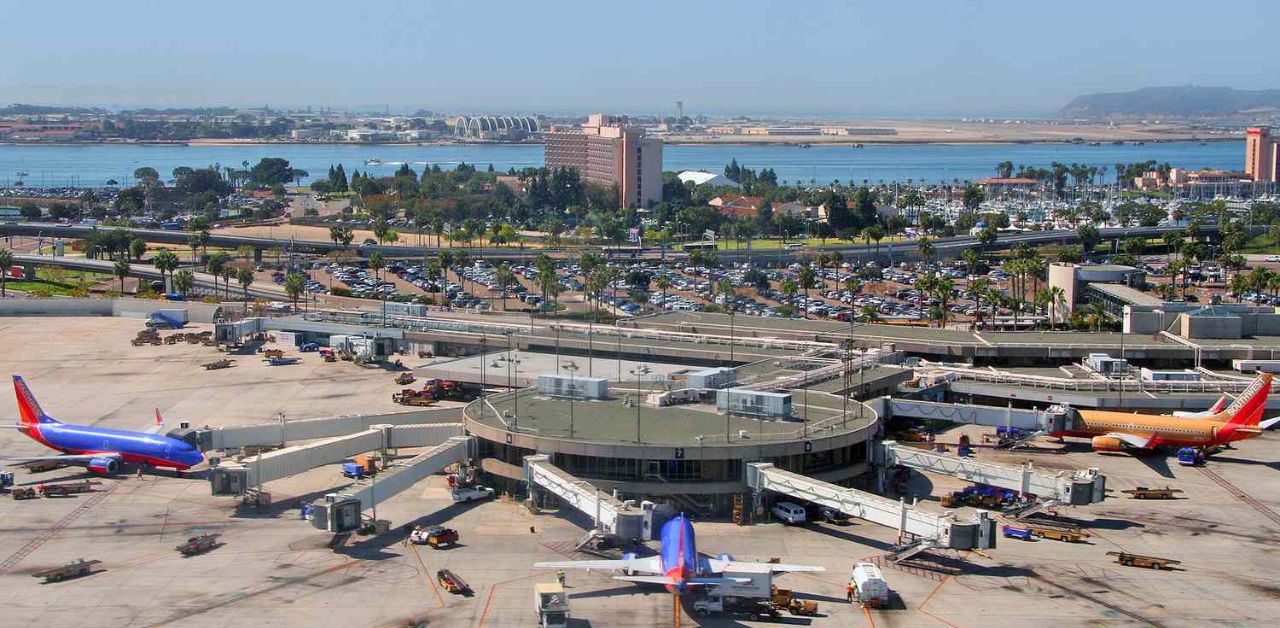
451,485,496,503
437,569,469,594
33,559,100,582
395,372,416,386
693,596,782,621
534,582,570,627
202,359,235,370
850,562,890,608
411,525,459,548
1108,551,1180,569
39,480,100,497
176,533,222,556
1122,487,1183,500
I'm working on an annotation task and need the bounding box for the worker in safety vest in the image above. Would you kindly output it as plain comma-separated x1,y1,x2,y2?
846,581,855,603
557,570,566,586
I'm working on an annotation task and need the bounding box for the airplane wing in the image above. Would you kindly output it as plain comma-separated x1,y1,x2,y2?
705,558,826,574
534,555,663,574
3,453,122,466
145,409,165,435
613,575,751,586
1103,432,1156,449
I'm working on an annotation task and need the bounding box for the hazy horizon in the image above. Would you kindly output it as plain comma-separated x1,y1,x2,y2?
3,0,1277,118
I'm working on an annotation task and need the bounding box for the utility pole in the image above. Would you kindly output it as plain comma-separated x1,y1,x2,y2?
564,361,579,439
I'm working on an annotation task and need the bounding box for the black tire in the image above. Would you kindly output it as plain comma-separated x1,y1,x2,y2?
696,609,709,618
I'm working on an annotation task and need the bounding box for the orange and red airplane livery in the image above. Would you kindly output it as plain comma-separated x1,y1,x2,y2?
1051,373,1279,452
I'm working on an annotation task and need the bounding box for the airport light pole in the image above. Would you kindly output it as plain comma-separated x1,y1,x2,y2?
629,365,649,444
563,361,579,439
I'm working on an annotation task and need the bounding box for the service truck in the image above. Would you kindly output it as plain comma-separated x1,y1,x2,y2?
535,582,570,627
851,562,891,608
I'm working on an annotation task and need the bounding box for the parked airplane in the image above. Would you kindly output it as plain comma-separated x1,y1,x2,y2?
2,376,203,474
534,514,823,594
1053,373,1280,452
1172,395,1229,418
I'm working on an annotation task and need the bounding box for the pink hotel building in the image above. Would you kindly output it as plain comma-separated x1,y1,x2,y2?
544,114,663,208
1246,127,1279,183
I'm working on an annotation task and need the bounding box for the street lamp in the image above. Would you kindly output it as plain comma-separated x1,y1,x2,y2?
628,364,650,444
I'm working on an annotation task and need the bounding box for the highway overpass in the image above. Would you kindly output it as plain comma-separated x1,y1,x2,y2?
12,254,289,300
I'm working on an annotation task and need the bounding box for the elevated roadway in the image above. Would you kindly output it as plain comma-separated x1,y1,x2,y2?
2,221,1220,261
12,253,287,299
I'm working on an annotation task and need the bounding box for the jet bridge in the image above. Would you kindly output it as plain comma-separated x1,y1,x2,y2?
874,441,1106,505
210,423,464,496
886,398,1067,433
178,407,463,452
523,455,651,540
746,462,996,551
311,436,471,533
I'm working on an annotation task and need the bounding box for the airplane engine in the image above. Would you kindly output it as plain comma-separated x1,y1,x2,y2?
88,457,120,475
622,552,638,576
1090,436,1125,452
717,553,734,562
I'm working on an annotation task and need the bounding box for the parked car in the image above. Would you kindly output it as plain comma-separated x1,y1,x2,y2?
451,485,496,503
772,501,807,524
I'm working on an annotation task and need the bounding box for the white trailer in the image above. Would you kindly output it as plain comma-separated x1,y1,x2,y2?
851,562,890,608
534,582,570,627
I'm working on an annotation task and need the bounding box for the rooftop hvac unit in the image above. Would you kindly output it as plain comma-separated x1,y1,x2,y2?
537,374,609,400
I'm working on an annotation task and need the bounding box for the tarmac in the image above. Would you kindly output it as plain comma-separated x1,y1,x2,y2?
3,317,1280,626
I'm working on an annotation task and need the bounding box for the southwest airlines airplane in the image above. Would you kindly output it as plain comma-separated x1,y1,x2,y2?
1054,373,1280,451
535,514,823,594
3,376,203,474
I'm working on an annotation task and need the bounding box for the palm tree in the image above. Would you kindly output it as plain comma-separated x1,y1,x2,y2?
797,264,816,318
655,275,671,306
152,249,178,292
535,254,558,305
966,277,991,330
780,278,798,315
1082,301,1108,331
236,267,254,311
113,258,130,294
1046,285,1066,329
437,250,453,290
219,265,233,300
130,237,146,262
917,236,933,265
0,248,11,297
368,252,386,310
495,263,516,311
932,276,955,328
284,273,306,309
172,269,194,298
961,248,981,277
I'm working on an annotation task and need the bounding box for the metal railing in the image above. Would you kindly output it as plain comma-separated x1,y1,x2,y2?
930,365,1270,394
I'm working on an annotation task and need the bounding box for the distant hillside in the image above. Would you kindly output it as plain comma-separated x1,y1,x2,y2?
0,103,106,116
1059,86,1280,119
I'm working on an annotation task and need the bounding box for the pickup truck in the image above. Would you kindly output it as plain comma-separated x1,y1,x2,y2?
451,485,496,503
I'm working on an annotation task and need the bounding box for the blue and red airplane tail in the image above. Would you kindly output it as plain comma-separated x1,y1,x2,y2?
13,376,60,426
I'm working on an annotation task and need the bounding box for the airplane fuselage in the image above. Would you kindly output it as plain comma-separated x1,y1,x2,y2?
658,516,699,594
23,422,202,470
1055,411,1254,449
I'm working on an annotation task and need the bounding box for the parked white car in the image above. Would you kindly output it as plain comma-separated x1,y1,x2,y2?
451,485,496,503
772,501,807,524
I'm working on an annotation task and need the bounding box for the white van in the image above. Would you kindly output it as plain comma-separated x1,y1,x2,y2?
772,501,806,524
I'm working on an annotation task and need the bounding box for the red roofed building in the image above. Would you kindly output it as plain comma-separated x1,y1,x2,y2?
709,194,763,219
976,177,1038,190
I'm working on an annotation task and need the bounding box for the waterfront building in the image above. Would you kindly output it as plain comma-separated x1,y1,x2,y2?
543,114,662,208
1246,127,1279,183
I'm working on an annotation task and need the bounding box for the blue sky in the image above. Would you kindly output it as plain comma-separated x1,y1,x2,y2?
2,0,1276,117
